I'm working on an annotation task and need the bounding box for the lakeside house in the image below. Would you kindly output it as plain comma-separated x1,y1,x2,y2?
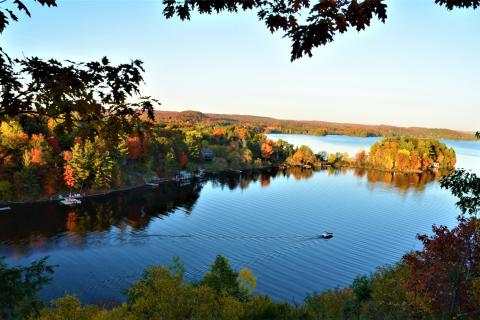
174,170,191,181
201,147,214,161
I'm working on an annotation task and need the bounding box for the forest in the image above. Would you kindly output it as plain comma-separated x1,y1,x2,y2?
156,110,475,140
0,116,297,202
0,113,458,203
367,136,456,172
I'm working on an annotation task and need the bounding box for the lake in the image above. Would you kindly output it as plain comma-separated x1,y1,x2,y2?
1,135,479,304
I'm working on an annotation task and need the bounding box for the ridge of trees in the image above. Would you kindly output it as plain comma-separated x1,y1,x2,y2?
155,110,475,140
0,117,300,202
1,114,458,202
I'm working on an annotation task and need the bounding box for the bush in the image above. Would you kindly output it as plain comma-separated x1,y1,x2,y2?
0,180,13,201
0,257,54,320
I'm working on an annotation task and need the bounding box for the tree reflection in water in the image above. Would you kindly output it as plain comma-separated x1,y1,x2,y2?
0,167,444,259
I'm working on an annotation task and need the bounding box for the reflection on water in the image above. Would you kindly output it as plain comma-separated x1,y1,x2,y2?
0,182,202,258
0,168,441,260
0,165,462,303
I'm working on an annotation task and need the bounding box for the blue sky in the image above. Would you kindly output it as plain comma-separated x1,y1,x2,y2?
3,0,479,131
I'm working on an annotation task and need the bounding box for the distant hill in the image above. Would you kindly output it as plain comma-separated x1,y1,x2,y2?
154,110,474,140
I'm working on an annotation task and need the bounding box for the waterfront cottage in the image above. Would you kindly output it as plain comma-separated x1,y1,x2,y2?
201,147,214,161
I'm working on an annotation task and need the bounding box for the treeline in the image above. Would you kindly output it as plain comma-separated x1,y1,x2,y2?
280,136,457,174
155,110,475,140
367,136,456,172
2,214,479,320
0,117,456,202
0,117,297,202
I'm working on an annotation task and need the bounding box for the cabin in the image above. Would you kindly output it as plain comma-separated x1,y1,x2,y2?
201,147,215,161
174,170,191,181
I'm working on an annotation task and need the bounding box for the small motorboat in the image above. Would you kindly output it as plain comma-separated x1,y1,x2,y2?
321,232,333,239
0,206,12,212
60,197,82,206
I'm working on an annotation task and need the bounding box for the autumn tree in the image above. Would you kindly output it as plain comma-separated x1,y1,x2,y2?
286,145,317,167
0,121,29,159
355,150,367,164
260,141,274,160
63,164,76,189
402,216,480,318
236,127,248,141
126,136,143,161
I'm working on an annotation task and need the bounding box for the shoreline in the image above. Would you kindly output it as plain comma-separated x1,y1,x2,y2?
0,166,279,207
1,164,449,207
2,183,150,206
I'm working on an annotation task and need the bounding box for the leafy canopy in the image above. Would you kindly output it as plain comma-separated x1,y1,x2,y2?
1,55,157,136
1,1,157,134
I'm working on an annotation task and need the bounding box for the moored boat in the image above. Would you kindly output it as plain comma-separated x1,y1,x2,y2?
59,193,82,200
60,197,82,206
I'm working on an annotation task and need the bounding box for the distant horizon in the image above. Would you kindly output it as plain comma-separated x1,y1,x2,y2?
158,109,476,134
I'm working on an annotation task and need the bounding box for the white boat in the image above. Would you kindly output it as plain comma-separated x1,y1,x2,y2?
0,206,11,212
321,232,333,239
174,170,192,181
59,193,82,200
60,197,82,206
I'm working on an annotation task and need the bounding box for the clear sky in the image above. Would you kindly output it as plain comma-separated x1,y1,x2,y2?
2,0,479,131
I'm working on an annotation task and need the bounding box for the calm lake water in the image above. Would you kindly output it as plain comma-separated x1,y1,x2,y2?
1,135,479,304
